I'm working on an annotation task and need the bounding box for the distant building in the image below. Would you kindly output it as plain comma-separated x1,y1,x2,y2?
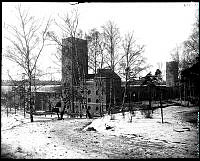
166,61,178,87
63,69,122,117
61,37,122,117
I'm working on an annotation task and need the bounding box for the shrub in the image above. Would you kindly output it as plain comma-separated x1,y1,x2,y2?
140,109,152,118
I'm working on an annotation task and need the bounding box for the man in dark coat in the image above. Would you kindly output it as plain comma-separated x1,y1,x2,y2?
52,101,61,119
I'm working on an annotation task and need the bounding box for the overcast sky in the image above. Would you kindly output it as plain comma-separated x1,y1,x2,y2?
2,2,198,81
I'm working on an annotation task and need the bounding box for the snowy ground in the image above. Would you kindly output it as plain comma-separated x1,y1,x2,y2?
1,105,199,158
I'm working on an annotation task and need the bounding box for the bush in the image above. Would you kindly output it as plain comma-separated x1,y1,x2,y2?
140,109,152,118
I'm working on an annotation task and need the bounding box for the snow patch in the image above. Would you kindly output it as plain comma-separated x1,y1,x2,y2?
84,107,199,144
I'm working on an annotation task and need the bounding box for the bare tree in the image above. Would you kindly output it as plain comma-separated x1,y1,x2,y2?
6,70,18,114
154,69,164,123
119,31,147,115
86,28,106,74
170,45,184,102
85,28,106,117
48,23,84,70
4,5,51,122
102,20,121,72
101,20,121,115
170,10,198,105
48,8,86,119
181,10,199,70
181,12,199,105
171,10,199,102
141,71,158,118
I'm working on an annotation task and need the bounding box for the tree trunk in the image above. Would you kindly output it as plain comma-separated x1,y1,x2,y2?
179,81,182,104
14,90,16,114
100,74,104,117
29,77,34,122
160,88,164,123
6,101,9,117
108,78,113,115
99,76,103,117
184,82,186,106
122,71,128,117
188,79,191,106
60,101,66,120
149,86,152,110
24,91,26,118
138,90,140,102
79,102,82,118
128,82,131,112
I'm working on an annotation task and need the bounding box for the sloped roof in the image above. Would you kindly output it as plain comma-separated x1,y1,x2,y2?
95,69,121,80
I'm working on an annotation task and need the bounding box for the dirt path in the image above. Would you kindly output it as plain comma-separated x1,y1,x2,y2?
1,106,199,158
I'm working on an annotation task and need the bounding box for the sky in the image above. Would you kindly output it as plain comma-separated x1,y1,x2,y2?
2,2,199,81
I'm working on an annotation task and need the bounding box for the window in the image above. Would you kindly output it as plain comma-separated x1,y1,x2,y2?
88,106,91,110
96,99,99,103
96,90,98,95
96,106,99,111
88,98,91,102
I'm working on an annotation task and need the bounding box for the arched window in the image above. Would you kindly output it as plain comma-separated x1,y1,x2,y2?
96,99,99,103
96,106,99,111
96,90,98,95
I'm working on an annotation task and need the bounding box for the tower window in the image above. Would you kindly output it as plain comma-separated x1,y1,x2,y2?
88,98,91,102
96,99,99,103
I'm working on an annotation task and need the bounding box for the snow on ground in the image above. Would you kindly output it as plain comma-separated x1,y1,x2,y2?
85,106,199,152
1,109,91,159
1,105,199,158
1,110,66,131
